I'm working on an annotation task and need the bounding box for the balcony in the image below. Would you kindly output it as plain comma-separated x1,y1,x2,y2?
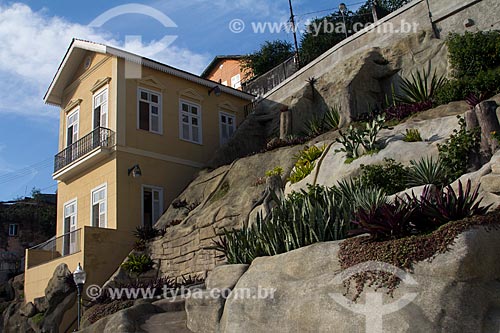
26,229,82,269
53,127,115,181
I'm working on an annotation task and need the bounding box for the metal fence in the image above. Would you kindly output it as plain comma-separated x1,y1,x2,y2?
54,127,115,173
242,56,299,97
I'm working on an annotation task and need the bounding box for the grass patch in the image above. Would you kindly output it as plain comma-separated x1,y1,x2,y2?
338,210,500,301
210,181,230,203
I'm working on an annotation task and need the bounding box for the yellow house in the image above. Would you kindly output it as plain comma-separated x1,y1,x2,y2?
24,39,254,306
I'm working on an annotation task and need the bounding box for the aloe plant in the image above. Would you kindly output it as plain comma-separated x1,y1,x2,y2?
406,157,446,187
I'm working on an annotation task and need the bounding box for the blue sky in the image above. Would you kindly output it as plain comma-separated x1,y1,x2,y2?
0,0,352,200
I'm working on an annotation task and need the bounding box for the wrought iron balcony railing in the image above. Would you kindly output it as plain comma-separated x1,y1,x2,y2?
54,127,115,173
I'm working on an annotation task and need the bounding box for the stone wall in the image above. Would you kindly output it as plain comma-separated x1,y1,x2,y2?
208,0,499,167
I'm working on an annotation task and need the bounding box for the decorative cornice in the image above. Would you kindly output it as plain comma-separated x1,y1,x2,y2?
64,99,82,113
90,77,111,93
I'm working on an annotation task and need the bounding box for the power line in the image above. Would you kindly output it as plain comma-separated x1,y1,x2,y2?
0,157,53,185
296,1,368,19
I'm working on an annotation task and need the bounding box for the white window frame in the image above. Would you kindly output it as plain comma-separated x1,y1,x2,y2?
63,198,78,255
137,87,162,134
8,224,18,237
66,108,79,148
221,81,228,86
231,74,241,89
90,183,107,228
219,111,236,145
141,185,164,228
92,86,109,129
179,99,203,144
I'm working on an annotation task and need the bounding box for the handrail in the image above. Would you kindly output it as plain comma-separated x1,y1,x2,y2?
27,229,82,268
54,127,115,173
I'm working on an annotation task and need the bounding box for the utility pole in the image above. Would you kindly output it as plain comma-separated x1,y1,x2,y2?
371,0,379,22
288,0,301,68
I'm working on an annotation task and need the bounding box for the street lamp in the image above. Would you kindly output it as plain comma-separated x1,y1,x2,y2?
339,3,348,39
73,263,86,330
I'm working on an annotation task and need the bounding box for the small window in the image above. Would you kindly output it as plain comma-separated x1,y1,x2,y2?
91,185,107,228
231,74,241,89
138,88,162,134
219,112,236,145
8,224,18,237
179,100,202,144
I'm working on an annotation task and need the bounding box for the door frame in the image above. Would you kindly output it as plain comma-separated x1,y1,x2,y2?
141,185,164,228
91,85,109,130
63,198,78,255
66,107,79,147
219,111,236,145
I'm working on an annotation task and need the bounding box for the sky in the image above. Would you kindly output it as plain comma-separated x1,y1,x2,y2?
0,0,355,201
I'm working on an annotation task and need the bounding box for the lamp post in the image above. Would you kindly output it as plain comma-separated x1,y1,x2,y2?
73,263,86,330
339,3,348,39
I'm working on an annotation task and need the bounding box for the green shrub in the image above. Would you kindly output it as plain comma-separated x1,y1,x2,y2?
447,31,500,77
289,145,326,184
265,166,284,178
403,129,423,142
436,31,500,105
438,116,480,183
359,158,408,195
121,254,154,277
406,157,446,187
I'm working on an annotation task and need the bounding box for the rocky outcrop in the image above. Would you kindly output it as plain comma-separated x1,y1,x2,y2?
2,264,76,333
186,226,500,332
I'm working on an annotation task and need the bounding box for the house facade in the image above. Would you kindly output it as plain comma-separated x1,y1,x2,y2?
24,39,253,305
201,55,252,90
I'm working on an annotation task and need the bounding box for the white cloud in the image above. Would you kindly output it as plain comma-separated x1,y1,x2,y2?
0,3,210,118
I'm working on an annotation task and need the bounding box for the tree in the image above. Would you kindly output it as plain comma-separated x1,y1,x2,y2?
298,0,412,66
241,40,294,78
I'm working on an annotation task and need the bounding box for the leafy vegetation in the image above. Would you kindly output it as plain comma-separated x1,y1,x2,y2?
436,31,500,105
210,181,230,203
406,157,446,187
336,115,386,161
339,209,500,300
133,226,165,241
438,116,480,183
121,254,154,278
241,40,294,78
305,106,341,137
395,68,446,104
403,128,423,142
359,159,408,195
289,145,326,184
384,100,433,121
265,166,284,178
213,183,386,264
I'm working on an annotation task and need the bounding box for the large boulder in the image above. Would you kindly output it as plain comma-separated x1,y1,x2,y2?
213,226,500,333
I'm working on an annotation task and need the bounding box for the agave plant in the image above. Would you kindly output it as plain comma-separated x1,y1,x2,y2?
324,105,341,130
396,67,446,104
406,156,446,188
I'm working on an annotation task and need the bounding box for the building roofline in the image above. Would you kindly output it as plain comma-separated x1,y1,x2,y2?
44,40,254,106
200,55,245,79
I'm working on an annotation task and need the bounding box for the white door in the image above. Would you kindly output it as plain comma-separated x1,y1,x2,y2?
66,110,79,161
63,200,77,255
142,186,163,229
219,112,236,145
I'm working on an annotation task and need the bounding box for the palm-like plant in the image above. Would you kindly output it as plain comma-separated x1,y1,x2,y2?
396,68,446,104
406,157,446,187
